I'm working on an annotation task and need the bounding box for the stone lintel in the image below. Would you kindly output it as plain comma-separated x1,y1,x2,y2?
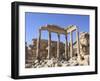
65,25,77,34
41,25,66,34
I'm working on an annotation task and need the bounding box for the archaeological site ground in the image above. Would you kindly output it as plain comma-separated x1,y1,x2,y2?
25,24,89,68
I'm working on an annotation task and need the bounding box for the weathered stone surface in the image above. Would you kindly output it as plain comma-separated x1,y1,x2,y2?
79,32,90,65
80,32,89,55
73,32,89,65
25,32,90,68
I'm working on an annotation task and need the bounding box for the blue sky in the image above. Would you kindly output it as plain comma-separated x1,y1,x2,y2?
25,12,89,45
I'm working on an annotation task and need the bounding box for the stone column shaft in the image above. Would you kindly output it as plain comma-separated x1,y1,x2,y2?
47,31,51,59
68,42,70,59
76,28,80,58
36,29,41,58
70,32,73,58
57,34,60,58
65,35,68,60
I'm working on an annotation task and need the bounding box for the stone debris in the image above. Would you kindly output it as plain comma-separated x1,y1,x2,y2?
26,54,89,68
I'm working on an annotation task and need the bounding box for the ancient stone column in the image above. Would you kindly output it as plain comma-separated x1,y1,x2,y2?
57,34,60,59
68,42,70,59
36,29,41,58
47,31,51,59
70,31,73,58
76,28,80,58
65,35,68,60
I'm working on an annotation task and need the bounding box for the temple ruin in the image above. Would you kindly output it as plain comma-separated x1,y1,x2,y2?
25,24,90,68
36,24,80,60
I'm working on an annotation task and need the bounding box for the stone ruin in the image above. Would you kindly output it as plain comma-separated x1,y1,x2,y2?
25,24,90,68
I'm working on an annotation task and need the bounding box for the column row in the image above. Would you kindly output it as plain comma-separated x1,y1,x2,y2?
36,29,80,60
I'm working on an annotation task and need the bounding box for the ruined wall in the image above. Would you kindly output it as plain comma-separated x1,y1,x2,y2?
25,39,65,64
